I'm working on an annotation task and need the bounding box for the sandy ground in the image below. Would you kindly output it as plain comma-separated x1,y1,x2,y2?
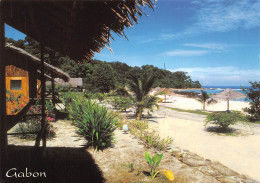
151,96,260,181
158,95,249,112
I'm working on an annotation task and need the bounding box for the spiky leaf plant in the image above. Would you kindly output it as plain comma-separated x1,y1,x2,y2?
69,96,117,150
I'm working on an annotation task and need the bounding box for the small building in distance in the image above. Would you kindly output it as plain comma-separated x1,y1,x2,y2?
48,78,83,90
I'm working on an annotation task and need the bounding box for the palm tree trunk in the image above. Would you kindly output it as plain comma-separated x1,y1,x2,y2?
203,102,206,111
136,106,143,120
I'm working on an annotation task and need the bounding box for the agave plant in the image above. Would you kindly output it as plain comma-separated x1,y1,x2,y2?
69,96,117,150
127,74,158,120
197,90,217,111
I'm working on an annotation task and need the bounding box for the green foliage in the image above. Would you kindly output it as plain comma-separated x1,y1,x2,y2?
111,96,133,111
94,92,107,102
206,111,246,130
59,92,79,111
128,74,158,119
69,96,117,150
91,63,116,93
145,152,163,178
7,37,202,93
242,81,260,122
14,106,56,140
127,119,173,151
111,86,130,97
15,119,55,140
197,90,217,111
141,131,173,151
167,107,209,115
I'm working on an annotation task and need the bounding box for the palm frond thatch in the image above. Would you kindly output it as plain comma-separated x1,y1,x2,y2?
3,0,156,60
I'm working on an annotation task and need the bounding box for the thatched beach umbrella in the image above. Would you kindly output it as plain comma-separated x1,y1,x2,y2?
211,88,246,111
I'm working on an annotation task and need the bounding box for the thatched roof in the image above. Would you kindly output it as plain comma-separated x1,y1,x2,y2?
3,0,155,60
50,78,83,87
211,88,246,100
150,87,175,96
5,44,70,81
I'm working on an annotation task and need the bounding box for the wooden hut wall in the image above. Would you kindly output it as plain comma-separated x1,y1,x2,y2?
4,50,39,115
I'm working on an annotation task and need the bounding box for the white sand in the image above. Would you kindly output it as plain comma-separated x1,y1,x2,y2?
158,95,249,112
152,96,260,181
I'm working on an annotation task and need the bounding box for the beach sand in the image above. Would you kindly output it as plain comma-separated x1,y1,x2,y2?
158,94,250,112
152,95,260,181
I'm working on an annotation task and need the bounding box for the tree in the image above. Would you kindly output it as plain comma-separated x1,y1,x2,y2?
127,73,158,120
197,90,217,111
242,81,260,122
91,63,116,93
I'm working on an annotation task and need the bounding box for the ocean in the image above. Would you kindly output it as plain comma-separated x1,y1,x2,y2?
175,86,250,101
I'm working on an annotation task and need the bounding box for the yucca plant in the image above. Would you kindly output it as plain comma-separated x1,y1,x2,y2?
69,96,117,150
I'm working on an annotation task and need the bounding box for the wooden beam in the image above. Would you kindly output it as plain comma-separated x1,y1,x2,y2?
0,0,7,181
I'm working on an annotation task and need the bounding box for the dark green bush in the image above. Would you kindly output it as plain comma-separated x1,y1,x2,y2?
60,92,83,111
242,81,260,122
206,111,246,130
69,96,117,150
111,96,133,111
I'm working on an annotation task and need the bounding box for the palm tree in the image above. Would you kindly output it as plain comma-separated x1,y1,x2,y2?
197,90,217,111
128,74,158,120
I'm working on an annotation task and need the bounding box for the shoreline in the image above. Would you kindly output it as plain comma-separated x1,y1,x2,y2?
156,94,249,112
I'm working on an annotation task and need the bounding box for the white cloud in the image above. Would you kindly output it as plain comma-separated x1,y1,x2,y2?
170,66,260,85
138,0,260,43
163,49,209,56
137,38,157,44
183,43,229,50
188,0,260,33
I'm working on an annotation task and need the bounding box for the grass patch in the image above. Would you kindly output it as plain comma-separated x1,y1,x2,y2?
166,107,209,115
253,121,260,124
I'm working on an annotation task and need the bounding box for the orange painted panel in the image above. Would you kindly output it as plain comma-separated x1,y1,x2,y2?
6,77,29,115
37,79,41,98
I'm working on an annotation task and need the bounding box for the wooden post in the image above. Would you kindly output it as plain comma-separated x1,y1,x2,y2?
50,51,56,109
35,44,46,151
40,44,46,150
0,0,7,180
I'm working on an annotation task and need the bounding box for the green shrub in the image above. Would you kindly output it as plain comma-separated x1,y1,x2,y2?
95,92,107,102
141,131,173,151
206,111,246,130
60,92,83,111
127,120,173,151
111,96,133,111
15,118,55,140
69,96,117,150
242,81,260,122
14,105,56,140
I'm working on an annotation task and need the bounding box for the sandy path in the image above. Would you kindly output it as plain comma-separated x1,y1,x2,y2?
152,107,260,181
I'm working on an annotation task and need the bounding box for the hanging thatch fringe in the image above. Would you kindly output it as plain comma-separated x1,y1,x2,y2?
3,0,155,60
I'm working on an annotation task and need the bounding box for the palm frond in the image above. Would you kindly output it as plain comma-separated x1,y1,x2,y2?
142,74,156,97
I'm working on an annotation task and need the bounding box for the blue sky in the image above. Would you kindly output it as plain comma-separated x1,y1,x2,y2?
6,0,260,86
